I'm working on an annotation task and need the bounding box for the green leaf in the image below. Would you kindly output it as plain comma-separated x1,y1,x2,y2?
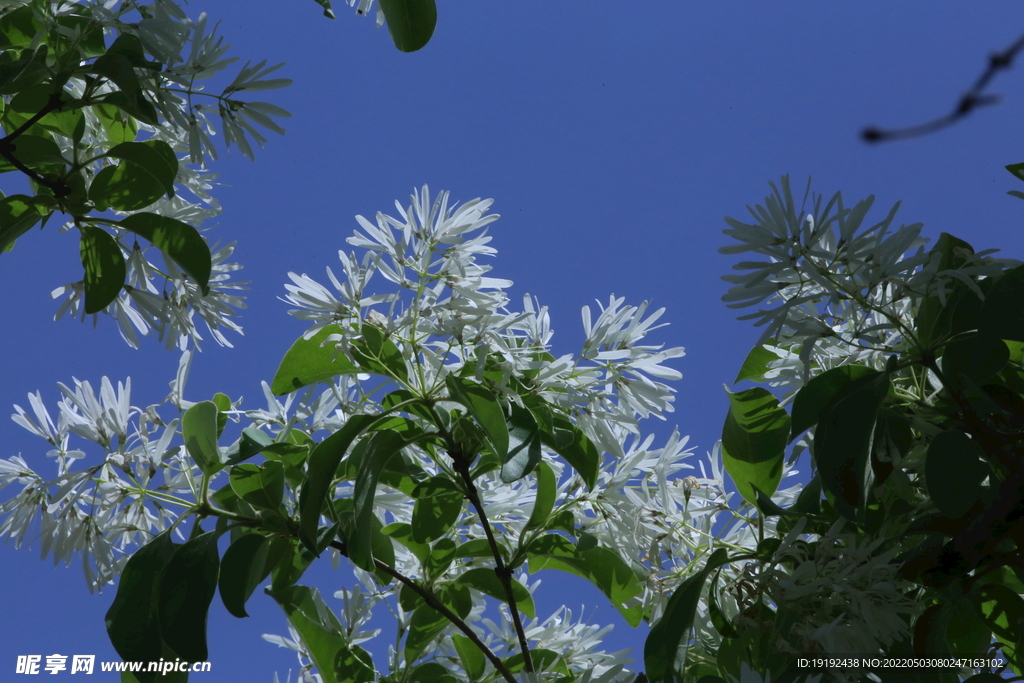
915,232,976,349
105,140,177,195
230,461,285,512
212,392,231,437
89,160,161,212
1007,162,1024,182
378,0,437,52
0,133,66,174
524,461,556,531
644,548,729,683
0,194,51,254
182,401,223,475
405,600,449,663
79,224,126,314
538,414,600,490
813,371,889,516
941,334,1009,391
411,476,464,543
310,0,337,19
381,522,429,563
271,325,361,395
351,323,408,382
926,430,988,519
268,585,375,683
455,567,536,619
978,583,1024,668
350,429,406,571
707,569,739,639
5,85,84,140
734,344,781,383
446,375,509,460
980,264,1024,342
118,213,211,295
158,531,220,662
95,103,138,145
425,538,458,580
298,415,379,552
501,403,542,482
105,531,174,668
452,633,485,681
225,427,275,465
219,533,287,618
721,386,789,505
528,544,643,626
790,364,875,440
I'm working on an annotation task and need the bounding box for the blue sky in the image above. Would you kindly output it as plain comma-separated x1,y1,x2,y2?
3,2,1024,681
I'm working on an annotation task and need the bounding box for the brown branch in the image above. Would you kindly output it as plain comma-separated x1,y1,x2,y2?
450,449,535,673
862,30,1024,143
328,539,517,683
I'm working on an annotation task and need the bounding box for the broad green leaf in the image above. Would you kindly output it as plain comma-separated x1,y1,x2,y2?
926,430,988,519
225,427,275,466
218,533,287,618
446,375,509,460
105,140,177,195
411,477,464,543
269,585,375,683
979,264,1024,342
158,531,220,662
425,538,458,580
1007,162,1024,183
734,344,781,383
0,6,43,49
230,461,285,511
271,325,360,395
89,159,165,211
79,224,126,314
95,103,138,145
378,0,437,52
790,364,875,440
351,323,408,382
182,401,223,475
105,530,174,668
298,414,378,553
524,461,556,531
813,371,889,516
5,84,84,141
721,386,789,505
644,548,729,683
381,522,429,563
0,194,51,254
456,538,502,560
538,414,599,490
915,232,975,349
402,584,470,662
212,392,231,437
528,545,643,626
452,633,485,681
500,403,542,482
455,567,536,619
978,583,1024,667
310,0,337,19
350,429,406,571
118,213,211,295
0,45,49,95
504,649,567,674
941,334,1009,391
409,663,458,683
0,133,65,173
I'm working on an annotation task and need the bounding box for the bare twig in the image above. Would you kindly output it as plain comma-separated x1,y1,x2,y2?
862,30,1024,142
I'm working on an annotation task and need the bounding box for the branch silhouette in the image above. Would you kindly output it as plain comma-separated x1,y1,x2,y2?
862,30,1024,142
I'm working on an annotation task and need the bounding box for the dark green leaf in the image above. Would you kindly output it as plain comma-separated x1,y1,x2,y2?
351,429,406,571
405,600,448,663
95,103,137,145
411,478,464,543
538,414,599,490
271,325,360,395
381,522,429,563
790,364,875,440
378,0,437,52
105,531,174,667
707,569,739,639
90,159,165,211
941,334,1009,391
0,194,50,254
524,461,556,531
0,133,66,174
298,414,378,553
452,633,485,681
446,375,509,460
351,323,408,382
721,386,789,505
980,264,1024,342
644,548,729,683
926,430,988,519
118,213,211,295
79,224,125,314
5,85,84,140
455,567,535,619
734,344,780,383
268,585,375,683
219,533,286,618
813,371,889,515
425,538,458,580
528,545,643,626
914,232,976,349
105,140,177,195
230,461,285,511
501,403,542,482
311,0,337,19
182,401,223,475
158,531,220,662
226,427,275,465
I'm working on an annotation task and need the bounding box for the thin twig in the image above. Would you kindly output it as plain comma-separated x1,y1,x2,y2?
862,30,1024,142
0,91,71,195
328,539,518,683
451,449,535,673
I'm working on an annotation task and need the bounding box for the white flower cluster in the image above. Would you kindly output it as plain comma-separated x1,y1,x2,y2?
13,1,292,349
719,177,1020,393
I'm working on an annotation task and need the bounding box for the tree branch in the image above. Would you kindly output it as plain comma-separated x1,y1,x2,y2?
328,539,518,683
0,91,71,196
451,448,534,673
862,30,1024,143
